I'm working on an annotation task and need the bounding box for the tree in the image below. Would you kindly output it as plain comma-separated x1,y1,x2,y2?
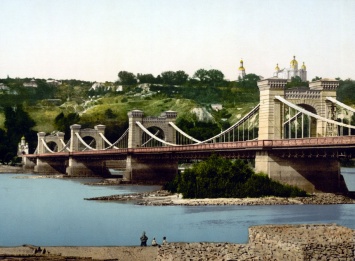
193,69,209,83
174,70,189,85
54,112,80,138
161,71,176,85
208,69,224,85
312,76,322,81
286,76,308,88
137,73,156,84
337,79,355,104
35,79,56,100
104,108,116,119
118,71,137,85
166,155,307,198
3,105,36,162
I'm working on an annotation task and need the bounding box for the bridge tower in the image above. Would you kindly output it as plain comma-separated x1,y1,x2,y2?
66,124,110,176
255,78,347,193
126,110,178,183
34,131,66,174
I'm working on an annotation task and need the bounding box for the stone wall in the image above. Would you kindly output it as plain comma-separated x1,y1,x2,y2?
157,224,354,260
249,224,354,261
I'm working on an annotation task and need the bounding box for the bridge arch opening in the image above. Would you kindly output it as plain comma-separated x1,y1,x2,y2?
284,103,317,139
141,126,165,147
46,141,59,152
80,136,97,151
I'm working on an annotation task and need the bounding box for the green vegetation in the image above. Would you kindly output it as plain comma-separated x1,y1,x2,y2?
0,105,37,163
337,78,355,105
1,68,355,165
165,155,307,198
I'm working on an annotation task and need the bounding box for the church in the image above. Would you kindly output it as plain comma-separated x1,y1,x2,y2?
273,56,307,81
238,59,246,79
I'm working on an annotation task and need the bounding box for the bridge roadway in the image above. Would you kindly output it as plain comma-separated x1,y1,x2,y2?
26,136,355,161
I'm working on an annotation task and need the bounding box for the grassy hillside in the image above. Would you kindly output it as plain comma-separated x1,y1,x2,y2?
0,81,260,135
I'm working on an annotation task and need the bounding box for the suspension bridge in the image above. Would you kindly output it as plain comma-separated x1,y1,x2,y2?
23,78,355,193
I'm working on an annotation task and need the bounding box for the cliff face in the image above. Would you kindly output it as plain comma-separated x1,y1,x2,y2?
190,107,214,122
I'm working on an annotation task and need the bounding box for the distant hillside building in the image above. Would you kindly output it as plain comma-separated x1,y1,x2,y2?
23,78,37,88
238,59,246,79
46,79,62,86
273,56,307,81
211,104,223,111
0,83,9,91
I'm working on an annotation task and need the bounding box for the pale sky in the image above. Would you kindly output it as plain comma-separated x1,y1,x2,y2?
1,0,355,82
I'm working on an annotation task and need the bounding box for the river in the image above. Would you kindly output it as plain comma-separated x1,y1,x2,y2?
0,168,354,247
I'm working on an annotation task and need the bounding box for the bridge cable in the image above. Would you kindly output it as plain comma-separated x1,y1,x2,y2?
75,133,97,150
168,122,202,143
326,97,355,113
136,121,178,146
99,129,129,150
194,103,260,143
58,138,71,152
275,96,355,130
141,130,160,147
168,103,260,144
40,138,55,153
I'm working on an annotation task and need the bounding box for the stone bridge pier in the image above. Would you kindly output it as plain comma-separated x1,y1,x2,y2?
255,78,348,193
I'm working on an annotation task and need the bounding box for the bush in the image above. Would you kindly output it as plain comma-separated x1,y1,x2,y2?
166,155,307,198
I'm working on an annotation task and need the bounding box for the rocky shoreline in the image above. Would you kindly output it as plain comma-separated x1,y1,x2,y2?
85,190,355,206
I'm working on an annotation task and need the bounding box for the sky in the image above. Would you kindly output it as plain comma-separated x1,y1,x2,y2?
1,0,355,82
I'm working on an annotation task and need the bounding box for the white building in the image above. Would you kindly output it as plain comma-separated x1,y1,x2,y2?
211,104,223,111
23,78,37,88
273,56,307,81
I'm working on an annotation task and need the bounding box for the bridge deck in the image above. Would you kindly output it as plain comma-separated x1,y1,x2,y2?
26,136,355,160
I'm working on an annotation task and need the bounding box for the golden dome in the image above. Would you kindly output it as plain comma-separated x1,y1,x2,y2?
275,63,280,71
290,55,298,68
301,62,306,70
238,59,245,71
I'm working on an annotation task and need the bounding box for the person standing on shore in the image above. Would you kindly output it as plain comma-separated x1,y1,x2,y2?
140,231,148,246
162,236,167,245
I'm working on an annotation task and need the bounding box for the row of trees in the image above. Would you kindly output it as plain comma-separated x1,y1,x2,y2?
118,69,226,86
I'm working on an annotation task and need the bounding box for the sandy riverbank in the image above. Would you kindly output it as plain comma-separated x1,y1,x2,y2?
0,245,159,260
0,165,24,173
0,243,259,261
85,190,355,206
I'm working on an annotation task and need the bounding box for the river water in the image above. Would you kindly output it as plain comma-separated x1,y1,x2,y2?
0,169,354,247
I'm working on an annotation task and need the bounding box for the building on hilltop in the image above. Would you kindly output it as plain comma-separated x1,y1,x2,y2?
211,104,223,111
273,56,307,81
23,78,38,88
46,79,62,86
238,59,246,79
0,83,9,92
